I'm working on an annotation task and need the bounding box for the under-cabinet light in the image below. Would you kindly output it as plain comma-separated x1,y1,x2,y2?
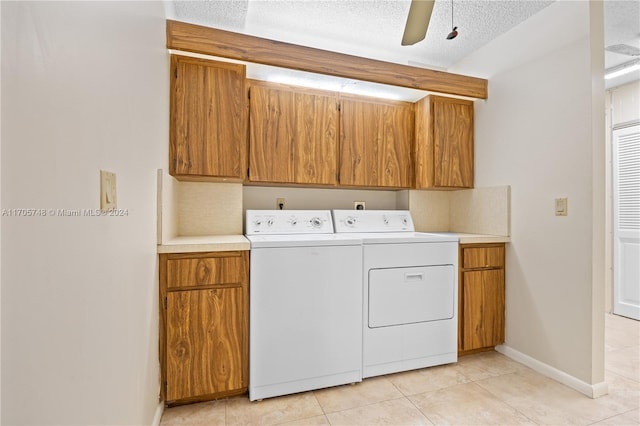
265,74,402,100
605,60,640,80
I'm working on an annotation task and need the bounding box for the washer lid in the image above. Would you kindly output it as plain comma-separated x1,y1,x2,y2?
246,233,362,248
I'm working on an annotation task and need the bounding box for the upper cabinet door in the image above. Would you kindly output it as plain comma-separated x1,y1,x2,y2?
340,97,414,188
249,82,339,185
170,55,247,180
415,95,474,189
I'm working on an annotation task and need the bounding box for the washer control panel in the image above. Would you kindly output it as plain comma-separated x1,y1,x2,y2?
246,210,334,235
332,210,415,233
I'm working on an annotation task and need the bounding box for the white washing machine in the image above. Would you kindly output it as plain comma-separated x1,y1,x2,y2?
245,210,363,401
333,210,459,378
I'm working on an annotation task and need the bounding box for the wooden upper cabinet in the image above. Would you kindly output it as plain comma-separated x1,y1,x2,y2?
415,95,474,189
170,55,247,181
339,96,414,188
249,81,339,185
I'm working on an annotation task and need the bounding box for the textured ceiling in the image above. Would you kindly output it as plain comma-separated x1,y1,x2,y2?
171,0,556,70
169,0,640,89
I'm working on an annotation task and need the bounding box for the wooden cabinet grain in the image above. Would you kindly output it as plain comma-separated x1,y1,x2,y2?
458,244,505,354
415,95,474,189
170,55,247,181
160,251,248,404
339,96,414,188
249,81,339,185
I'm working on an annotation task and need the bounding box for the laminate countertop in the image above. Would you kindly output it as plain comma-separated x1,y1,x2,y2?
446,233,511,244
158,235,250,253
157,233,508,254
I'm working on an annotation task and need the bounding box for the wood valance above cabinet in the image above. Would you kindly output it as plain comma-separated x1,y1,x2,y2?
166,20,488,100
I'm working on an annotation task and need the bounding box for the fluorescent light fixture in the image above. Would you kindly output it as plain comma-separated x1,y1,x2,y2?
267,74,342,92
265,74,403,100
605,60,640,80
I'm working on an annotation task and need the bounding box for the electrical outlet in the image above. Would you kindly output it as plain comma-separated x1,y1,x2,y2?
100,170,117,212
354,201,366,210
277,198,286,210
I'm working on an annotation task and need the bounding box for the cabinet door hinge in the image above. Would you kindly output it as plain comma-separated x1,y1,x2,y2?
164,297,167,309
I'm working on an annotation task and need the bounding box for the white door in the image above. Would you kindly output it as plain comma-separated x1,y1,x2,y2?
613,124,640,320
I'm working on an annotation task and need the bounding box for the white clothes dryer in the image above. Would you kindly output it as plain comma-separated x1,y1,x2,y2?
333,210,459,378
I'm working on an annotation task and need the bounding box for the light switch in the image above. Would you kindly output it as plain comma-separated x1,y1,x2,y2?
100,170,117,212
555,197,568,216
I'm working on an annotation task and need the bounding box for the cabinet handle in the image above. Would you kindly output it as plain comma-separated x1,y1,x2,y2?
404,273,424,282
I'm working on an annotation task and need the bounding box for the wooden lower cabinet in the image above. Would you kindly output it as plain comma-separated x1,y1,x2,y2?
160,251,249,404
458,244,505,355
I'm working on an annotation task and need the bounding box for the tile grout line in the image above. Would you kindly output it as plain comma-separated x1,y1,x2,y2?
471,372,541,425
585,406,640,426
384,374,435,425
404,393,437,425
309,390,332,425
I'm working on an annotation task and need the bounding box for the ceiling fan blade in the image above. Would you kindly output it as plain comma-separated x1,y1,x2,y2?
401,0,436,46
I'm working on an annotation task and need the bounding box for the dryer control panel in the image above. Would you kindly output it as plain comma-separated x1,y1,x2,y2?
333,210,415,233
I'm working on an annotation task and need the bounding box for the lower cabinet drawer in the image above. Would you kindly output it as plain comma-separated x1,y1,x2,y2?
462,245,505,269
167,253,247,289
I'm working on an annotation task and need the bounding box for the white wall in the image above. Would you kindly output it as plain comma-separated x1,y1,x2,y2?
1,2,167,424
452,1,606,390
243,186,400,211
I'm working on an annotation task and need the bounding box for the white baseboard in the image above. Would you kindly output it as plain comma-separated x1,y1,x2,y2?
495,344,608,398
152,401,165,426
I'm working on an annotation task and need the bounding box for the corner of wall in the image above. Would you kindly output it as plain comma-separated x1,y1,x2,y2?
158,169,179,243
589,0,606,386
395,190,410,210
408,190,451,232
176,181,244,236
449,185,511,236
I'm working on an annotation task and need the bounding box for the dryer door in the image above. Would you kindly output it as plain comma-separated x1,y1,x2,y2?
368,265,455,328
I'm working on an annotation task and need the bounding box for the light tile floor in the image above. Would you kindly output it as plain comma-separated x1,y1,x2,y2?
160,314,640,425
